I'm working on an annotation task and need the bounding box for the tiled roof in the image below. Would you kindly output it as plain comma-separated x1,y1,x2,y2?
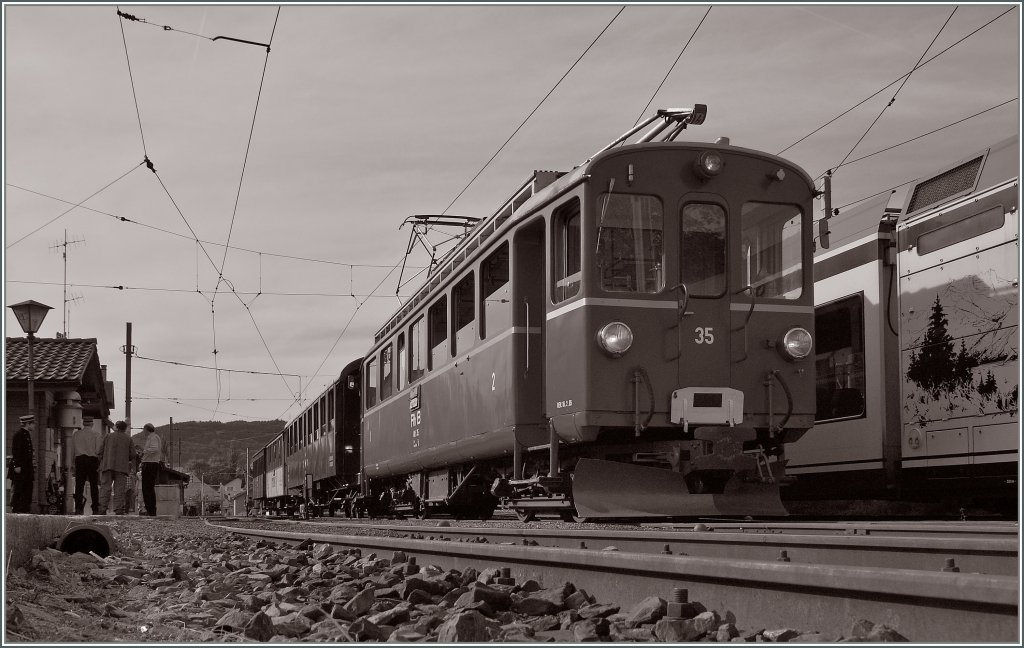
5,337,98,383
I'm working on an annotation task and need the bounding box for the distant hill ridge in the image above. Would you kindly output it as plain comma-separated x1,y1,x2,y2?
131,420,284,469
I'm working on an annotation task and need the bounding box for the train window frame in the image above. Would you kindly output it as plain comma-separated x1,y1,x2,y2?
739,201,804,300
396,333,406,392
428,295,449,369
409,316,426,382
552,198,582,303
480,241,511,339
681,201,727,297
452,272,476,355
814,293,867,423
380,343,394,401
916,205,1005,256
596,193,665,294
365,356,379,409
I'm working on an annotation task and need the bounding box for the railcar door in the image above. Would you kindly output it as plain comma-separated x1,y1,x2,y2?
676,199,732,387
512,220,547,458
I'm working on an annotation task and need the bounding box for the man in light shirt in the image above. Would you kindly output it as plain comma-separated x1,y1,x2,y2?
72,418,104,515
139,423,163,516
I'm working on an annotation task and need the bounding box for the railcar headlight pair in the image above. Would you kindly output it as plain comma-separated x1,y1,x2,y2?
778,327,813,361
597,322,634,357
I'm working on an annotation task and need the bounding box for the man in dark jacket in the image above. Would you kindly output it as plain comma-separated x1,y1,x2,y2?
10,415,36,513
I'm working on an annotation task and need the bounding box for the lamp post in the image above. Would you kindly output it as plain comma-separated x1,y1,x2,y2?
9,300,52,514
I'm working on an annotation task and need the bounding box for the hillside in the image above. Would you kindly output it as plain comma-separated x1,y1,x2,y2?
131,420,284,473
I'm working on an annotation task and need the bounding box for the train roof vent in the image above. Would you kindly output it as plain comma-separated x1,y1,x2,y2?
906,155,983,214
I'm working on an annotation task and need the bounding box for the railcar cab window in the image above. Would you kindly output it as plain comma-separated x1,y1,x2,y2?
681,203,727,296
453,273,475,355
740,202,803,299
553,198,582,303
814,294,866,422
429,296,448,369
365,356,378,408
596,194,664,293
481,242,510,338
409,316,426,382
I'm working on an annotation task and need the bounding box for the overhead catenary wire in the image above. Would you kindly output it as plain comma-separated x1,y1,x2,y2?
5,162,145,248
437,5,625,217
825,6,958,179
116,7,148,156
216,7,282,290
6,182,424,269
777,5,1015,157
6,279,413,298
631,5,711,127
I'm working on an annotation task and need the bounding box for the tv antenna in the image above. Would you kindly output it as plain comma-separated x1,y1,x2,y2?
49,229,86,337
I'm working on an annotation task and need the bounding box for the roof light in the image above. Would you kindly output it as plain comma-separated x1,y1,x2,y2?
694,151,724,179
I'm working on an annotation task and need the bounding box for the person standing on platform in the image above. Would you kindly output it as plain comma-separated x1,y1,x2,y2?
72,419,104,515
98,420,132,515
10,415,36,513
139,423,163,517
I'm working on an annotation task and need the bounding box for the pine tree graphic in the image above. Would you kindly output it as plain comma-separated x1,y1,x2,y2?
907,295,978,400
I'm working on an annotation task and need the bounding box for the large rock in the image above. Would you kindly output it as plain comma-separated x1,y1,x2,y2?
762,628,800,642
343,587,375,615
436,610,501,642
625,596,666,627
655,618,703,642
244,611,276,642
513,585,567,615
455,583,512,610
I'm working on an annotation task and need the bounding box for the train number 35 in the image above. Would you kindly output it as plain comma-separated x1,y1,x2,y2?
694,327,715,344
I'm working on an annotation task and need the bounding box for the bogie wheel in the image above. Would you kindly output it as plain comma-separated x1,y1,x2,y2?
570,505,590,523
417,504,431,520
514,508,536,523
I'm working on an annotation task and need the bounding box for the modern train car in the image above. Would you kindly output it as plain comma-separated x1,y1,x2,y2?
785,135,1019,513
359,106,819,520
254,358,363,515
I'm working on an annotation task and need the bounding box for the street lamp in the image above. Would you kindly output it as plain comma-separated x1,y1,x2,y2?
9,300,52,515
8,300,52,415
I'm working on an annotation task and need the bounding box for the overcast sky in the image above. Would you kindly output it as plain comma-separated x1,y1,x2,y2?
3,3,1020,428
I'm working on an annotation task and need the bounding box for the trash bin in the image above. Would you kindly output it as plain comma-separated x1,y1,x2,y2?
153,485,180,517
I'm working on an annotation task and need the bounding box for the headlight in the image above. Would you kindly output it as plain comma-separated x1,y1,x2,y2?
693,151,724,179
779,327,812,360
597,322,633,357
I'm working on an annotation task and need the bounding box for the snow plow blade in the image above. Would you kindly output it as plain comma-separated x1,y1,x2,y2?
571,458,788,519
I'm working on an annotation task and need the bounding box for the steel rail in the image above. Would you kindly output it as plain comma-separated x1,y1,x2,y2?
221,518,1018,576
209,520,1018,643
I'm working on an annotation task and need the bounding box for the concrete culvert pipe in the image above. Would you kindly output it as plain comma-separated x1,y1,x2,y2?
58,523,115,558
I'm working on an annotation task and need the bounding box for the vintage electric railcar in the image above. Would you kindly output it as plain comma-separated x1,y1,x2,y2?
786,135,1019,512
251,358,363,515
358,106,818,520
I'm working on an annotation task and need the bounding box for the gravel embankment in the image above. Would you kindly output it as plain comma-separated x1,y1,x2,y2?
4,516,909,643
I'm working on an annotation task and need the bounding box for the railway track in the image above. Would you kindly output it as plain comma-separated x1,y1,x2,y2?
210,518,1019,642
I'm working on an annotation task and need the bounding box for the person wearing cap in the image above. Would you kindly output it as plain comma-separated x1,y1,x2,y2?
72,418,104,515
98,420,134,515
10,415,36,513
139,423,163,516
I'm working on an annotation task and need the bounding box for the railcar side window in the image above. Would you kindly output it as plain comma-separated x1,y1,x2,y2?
596,194,664,293
481,242,511,338
740,202,803,299
365,357,378,408
381,343,394,400
814,294,866,422
552,198,582,303
916,205,1005,255
681,203,727,296
396,334,406,392
429,296,448,369
453,273,475,355
409,316,426,382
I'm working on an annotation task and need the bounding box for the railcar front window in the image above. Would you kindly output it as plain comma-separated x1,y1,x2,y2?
681,203,726,296
740,202,803,299
597,194,664,293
